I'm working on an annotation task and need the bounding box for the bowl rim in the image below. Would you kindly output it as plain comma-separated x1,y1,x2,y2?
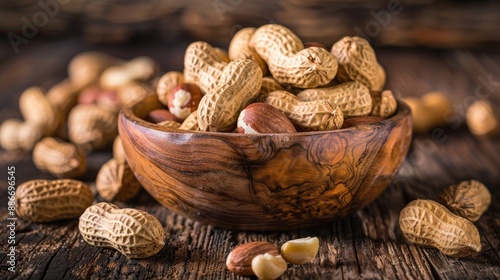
120,94,411,137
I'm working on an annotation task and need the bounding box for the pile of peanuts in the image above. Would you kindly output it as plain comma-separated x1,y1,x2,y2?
0,52,158,202
400,179,491,258
0,23,494,273
0,23,397,268
0,52,165,258
152,24,397,134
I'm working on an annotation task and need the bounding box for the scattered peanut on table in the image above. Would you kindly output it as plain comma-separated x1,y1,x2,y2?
280,237,320,265
96,158,142,202
3,22,494,273
100,56,157,90
437,180,491,222
68,51,124,88
226,237,319,278
67,104,118,153
16,179,94,223
226,241,280,276
78,202,165,258
466,99,499,137
19,87,61,137
32,137,87,179
399,199,482,258
402,91,452,133
0,119,42,152
251,253,288,280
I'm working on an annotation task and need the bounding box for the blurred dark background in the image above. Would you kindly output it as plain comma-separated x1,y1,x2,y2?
1,0,500,104
1,0,500,57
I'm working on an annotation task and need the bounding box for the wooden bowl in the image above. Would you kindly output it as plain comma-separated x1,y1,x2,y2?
119,95,412,231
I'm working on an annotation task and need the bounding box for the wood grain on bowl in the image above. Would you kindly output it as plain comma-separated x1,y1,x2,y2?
119,94,412,231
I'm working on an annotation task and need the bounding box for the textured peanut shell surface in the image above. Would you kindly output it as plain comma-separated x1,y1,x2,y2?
157,120,181,129
259,76,285,95
399,199,482,257
177,110,200,131
197,59,262,132
250,24,337,88
96,158,142,202
183,41,226,94
437,180,491,222
118,95,412,230
78,202,165,258
331,36,385,91
16,179,93,223
228,27,268,75
258,90,344,131
371,90,397,118
297,82,372,117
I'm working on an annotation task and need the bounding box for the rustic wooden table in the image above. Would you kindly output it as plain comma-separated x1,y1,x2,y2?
0,38,499,279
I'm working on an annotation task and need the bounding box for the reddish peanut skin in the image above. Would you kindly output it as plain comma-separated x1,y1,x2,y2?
226,241,280,276
97,90,121,112
157,71,184,106
78,87,102,105
146,109,177,124
342,116,384,129
237,102,297,134
167,83,203,121
79,86,119,109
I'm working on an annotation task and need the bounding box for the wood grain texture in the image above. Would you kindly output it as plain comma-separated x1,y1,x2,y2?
119,95,411,230
0,38,499,279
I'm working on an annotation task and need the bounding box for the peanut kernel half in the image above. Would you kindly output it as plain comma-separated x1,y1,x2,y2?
251,253,287,280
280,236,319,265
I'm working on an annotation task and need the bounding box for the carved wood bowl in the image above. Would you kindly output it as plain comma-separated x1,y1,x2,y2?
119,94,412,231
